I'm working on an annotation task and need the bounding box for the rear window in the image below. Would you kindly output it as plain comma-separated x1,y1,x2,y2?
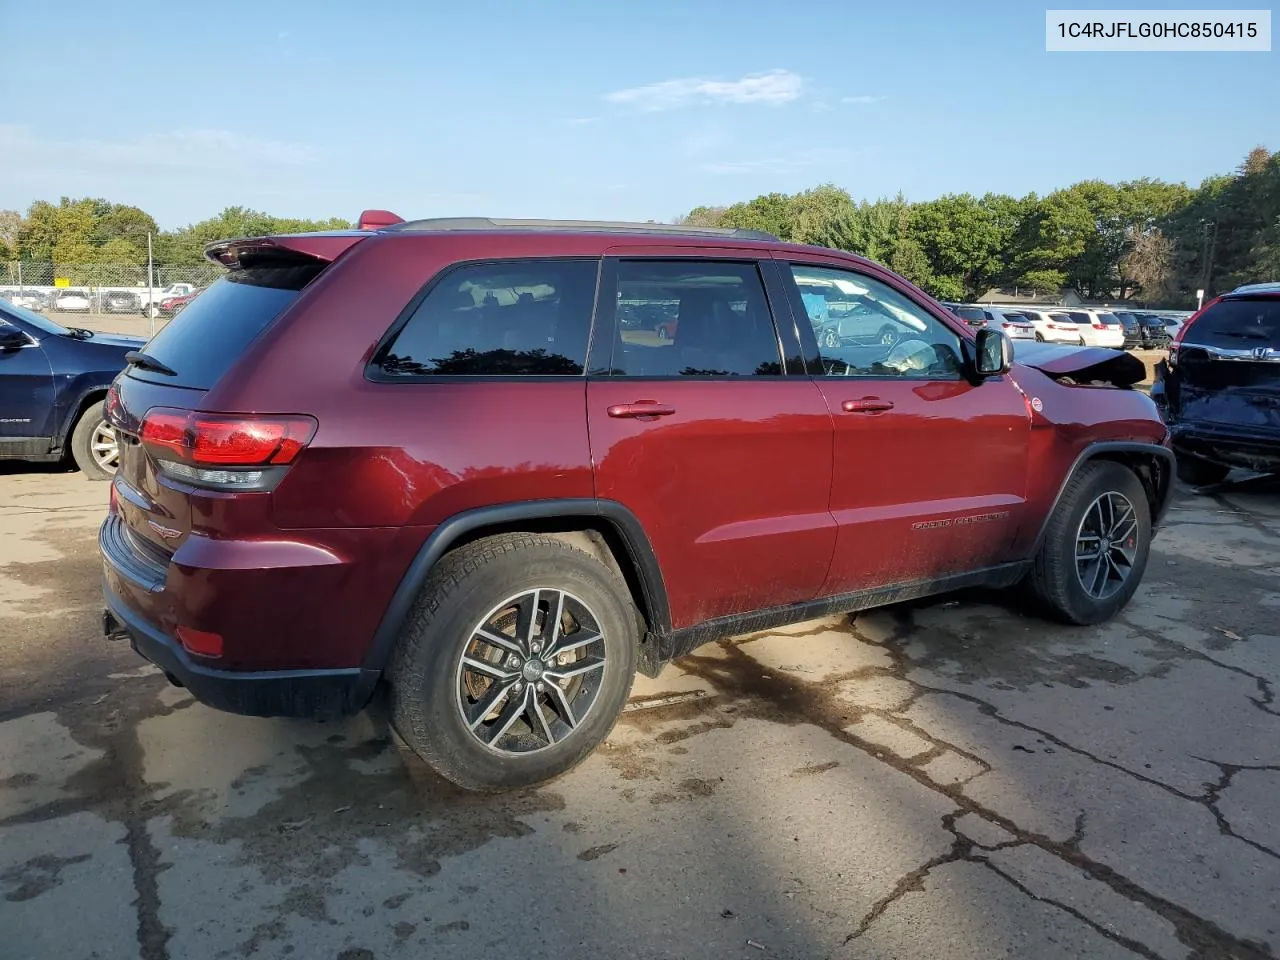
1096,312,1119,326
129,264,321,388
953,306,985,321
1185,297,1280,349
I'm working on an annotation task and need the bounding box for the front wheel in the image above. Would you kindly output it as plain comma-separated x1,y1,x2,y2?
388,534,638,792
821,328,841,349
69,401,118,480
877,325,899,346
1023,461,1151,625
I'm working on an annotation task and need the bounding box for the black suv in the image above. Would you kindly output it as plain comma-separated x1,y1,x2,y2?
1153,287,1280,483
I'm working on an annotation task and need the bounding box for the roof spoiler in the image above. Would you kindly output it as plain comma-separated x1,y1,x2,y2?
205,233,367,268
357,209,405,230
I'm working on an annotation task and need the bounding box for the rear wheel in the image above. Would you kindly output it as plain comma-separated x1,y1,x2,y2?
69,401,118,480
877,325,899,346
388,534,638,792
1024,461,1151,625
1175,456,1230,486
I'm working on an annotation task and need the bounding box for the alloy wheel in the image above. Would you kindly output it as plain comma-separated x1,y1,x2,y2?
1074,491,1139,600
454,588,607,755
91,421,119,474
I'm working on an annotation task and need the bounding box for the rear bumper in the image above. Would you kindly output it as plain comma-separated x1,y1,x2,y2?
1169,424,1280,473
102,581,373,718
99,513,384,717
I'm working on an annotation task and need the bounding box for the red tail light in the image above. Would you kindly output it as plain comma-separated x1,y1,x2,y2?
1092,323,1106,330
104,382,124,427
141,410,316,466
140,409,317,491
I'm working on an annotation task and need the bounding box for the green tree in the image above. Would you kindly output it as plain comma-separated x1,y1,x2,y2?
909,194,1005,300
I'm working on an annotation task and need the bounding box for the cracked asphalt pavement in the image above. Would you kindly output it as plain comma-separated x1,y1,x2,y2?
2,462,1279,960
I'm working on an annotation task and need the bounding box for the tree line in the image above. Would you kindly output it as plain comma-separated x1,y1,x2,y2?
1,145,1275,306
0,202,350,279
681,146,1279,307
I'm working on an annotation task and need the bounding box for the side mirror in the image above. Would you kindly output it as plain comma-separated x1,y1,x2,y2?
0,326,32,351
974,328,1013,376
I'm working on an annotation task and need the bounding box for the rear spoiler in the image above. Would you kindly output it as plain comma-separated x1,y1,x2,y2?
205,233,367,269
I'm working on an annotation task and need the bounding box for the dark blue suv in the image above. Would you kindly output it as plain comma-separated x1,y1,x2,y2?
0,298,144,479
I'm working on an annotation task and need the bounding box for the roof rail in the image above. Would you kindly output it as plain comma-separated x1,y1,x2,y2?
382,217,778,242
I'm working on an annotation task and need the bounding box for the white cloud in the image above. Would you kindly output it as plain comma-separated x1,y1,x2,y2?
841,95,885,105
605,69,804,112
701,148,851,175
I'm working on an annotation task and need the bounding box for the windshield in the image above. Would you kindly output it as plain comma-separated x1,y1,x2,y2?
0,298,71,336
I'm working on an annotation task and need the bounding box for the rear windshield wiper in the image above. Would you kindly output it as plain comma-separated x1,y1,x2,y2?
124,351,178,376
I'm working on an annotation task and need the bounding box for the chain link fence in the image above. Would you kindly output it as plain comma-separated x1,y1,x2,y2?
0,261,225,319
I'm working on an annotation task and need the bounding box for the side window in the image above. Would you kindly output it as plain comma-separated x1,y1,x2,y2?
374,259,598,377
610,260,782,377
788,263,965,379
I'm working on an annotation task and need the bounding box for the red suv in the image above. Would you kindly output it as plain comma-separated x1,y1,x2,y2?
100,216,1173,791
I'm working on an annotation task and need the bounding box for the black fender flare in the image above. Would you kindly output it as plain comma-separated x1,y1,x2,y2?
1031,440,1175,555
351,498,669,706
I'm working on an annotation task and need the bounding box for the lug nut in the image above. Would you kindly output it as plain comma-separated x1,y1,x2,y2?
507,655,520,668
530,642,541,653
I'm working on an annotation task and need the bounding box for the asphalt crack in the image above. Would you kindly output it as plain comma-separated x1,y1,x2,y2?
676,640,1275,959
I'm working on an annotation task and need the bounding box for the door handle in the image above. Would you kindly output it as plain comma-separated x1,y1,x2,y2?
607,401,677,419
842,398,894,413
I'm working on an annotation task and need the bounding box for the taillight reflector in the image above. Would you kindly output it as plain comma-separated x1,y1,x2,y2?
140,410,316,466
176,626,223,658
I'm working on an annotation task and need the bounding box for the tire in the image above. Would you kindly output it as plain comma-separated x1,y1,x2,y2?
822,328,841,349
1175,456,1230,486
388,533,639,792
877,325,899,346
1024,461,1151,625
69,401,118,480
1035,332,1045,342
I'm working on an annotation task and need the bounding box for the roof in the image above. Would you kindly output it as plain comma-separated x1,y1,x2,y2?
1229,281,1280,295
382,217,778,242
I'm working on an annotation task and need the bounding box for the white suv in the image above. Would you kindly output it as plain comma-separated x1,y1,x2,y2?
1019,309,1079,344
1047,309,1125,348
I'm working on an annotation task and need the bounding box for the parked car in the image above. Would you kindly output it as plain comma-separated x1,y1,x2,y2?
801,274,931,346
941,302,988,328
100,215,1173,793
1113,311,1145,350
975,306,1036,340
1130,313,1172,349
102,290,142,314
1047,309,1125,348
53,289,92,313
1018,309,1080,344
139,282,199,318
0,298,145,478
1151,287,1280,484
159,288,202,317
8,290,49,312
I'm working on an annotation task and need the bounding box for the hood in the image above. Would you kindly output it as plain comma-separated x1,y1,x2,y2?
1012,341,1147,388
83,332,148,350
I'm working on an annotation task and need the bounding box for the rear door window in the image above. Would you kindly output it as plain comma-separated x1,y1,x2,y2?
374,259,599,377
129,265,322,388
1184,298,1280,349
607,260,783,377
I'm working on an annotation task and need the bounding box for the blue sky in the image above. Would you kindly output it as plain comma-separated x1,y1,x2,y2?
2,0,1275,229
